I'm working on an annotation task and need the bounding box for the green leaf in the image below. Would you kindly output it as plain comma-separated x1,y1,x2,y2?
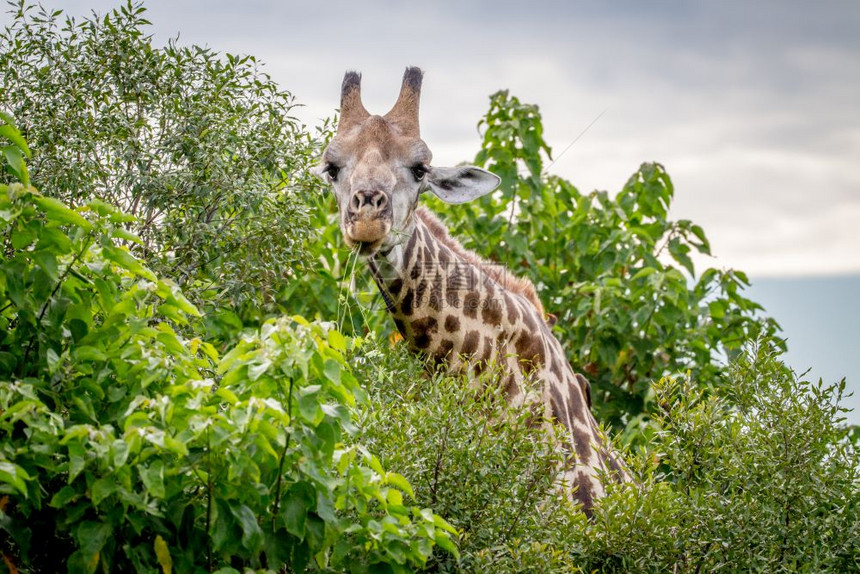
101,244,157,280
33,195,92,230
50,486,79,508
434,532,460,558
0,124,31,157
111,227,144,245
75,521,112,563
230,504,263,552
0,461,31,496
139,460,166,498
282,496,308,539
2,144,28,186
327,329,347,352
385,472,414,499
632,266,657,280
90,476,116,505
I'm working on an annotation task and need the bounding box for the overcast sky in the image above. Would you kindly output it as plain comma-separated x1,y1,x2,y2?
10,0,859,277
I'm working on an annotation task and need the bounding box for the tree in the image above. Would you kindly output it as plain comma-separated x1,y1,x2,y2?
0,0,317,311
428,91,782,433
0,110,456,574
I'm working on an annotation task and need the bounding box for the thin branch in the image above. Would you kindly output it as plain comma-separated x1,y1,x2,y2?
272,376,294,526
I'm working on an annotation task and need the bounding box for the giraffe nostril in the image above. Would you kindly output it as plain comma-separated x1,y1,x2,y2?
350,190,388,213
374,193,388,210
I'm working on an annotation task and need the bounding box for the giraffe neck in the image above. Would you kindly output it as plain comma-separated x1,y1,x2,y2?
368,207,630,514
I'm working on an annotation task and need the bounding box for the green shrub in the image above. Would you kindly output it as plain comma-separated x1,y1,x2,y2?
0,0,317,311
353,337,858,572
351,345,586,572
0,115,455,573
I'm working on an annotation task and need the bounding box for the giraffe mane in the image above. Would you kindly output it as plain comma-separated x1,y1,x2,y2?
414,206,548,319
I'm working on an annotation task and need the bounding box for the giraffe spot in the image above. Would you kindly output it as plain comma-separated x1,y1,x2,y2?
421,224,434,245
505,293,520,324
523,401,545,428
473,335,495,375
463,291,480,319
566,377,585,415
514,331,545,372
549,383,571,430
606,454,627,481
503,375,520,400
482,297,503,327
573,426,594,465
388,278,403,297
444,315,460,332
437,246,450,266
445,290,460,309
461,330,480,355
482,336,494,361
403,232,419,271
550,355,565,379
436,338,454,360
574,474,595,518
415,278,428,305
410,316,438,349
401,288,415,316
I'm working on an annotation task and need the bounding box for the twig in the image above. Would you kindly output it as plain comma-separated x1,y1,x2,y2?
272,376,295,525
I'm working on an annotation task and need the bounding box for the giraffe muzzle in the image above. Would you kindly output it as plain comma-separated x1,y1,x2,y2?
344,189,392,251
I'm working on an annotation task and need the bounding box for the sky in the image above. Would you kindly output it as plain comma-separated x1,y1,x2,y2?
3,0,858,420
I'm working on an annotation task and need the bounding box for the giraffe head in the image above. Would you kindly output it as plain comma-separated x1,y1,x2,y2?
315,67,500,255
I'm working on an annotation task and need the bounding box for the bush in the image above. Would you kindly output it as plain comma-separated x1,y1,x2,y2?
0,114,455,573
353,337,858,572
577,342,859,573
0,0,317,311
351,345,586,572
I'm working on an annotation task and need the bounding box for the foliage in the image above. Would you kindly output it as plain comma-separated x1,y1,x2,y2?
354,338,859,573
352,346,586,573
424,90,782,434
0,0,316,311
576,343,859,573
0,116,454,573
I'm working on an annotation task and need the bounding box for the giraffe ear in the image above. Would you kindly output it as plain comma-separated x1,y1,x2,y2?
424,165,500,204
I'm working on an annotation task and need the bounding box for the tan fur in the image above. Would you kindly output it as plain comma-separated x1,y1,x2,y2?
415,207,548,318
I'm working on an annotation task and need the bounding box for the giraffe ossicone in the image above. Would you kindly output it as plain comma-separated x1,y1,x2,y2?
315,67,630,514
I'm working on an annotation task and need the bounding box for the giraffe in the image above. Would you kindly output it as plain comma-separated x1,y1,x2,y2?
314,67,630,514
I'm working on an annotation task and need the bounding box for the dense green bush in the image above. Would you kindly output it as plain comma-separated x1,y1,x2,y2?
0,115,455,573
353,338,858,572
352,345,586,573
0,0,316,310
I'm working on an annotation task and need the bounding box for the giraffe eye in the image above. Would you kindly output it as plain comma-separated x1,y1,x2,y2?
324,164,340,182
411,165,428,181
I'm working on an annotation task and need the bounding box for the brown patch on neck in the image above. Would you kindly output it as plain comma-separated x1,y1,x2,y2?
414,207,547,318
